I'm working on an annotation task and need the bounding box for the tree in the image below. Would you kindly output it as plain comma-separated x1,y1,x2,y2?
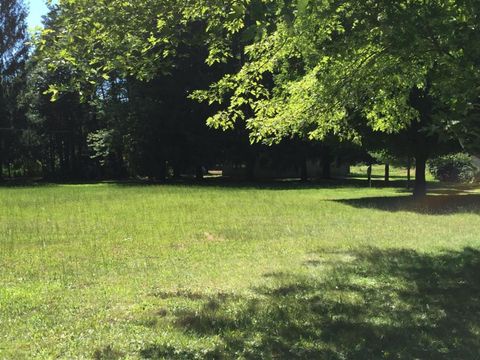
35,1,480,195
33,0,265,180
22,57,96,179
0,0,28,178
193,0,480,197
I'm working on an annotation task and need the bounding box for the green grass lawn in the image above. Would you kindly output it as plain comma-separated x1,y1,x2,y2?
1,180,479,359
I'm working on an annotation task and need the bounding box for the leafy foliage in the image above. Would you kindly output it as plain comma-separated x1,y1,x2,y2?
0,0,29,176
34,0,256,94
38,1,480,141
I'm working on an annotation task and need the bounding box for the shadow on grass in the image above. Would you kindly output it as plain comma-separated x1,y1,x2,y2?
138,248,480,359
335,194,480,215
0,176,414,191
105,177,377,191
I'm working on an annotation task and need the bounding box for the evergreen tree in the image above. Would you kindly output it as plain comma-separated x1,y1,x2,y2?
0,0,28,178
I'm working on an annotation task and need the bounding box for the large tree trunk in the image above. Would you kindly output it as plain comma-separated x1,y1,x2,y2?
414,154,427,198
409,85,435,198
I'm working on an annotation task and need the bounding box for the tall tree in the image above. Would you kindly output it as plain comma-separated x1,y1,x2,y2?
34,0,260,180
36,1,480,194
193,0,480,197
0,0,28,178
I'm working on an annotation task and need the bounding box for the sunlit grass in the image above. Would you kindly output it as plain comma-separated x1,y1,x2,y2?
1,181,479,358
349,164,436,182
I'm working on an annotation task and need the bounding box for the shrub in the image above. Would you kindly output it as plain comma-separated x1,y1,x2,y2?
428,153,478,183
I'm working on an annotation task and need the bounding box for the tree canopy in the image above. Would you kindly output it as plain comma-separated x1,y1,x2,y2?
34,0,480,194
0,0,477,194
38,1,479,141
197,0,479,144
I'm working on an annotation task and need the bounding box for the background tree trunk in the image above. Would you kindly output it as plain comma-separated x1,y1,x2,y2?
195,165,204,180
0,135,4,181
384,163,390,185
300,158,308,182
156,160,167,181
407,157,412,189
321,145,332,179
367,164,372,188
246,151,256,181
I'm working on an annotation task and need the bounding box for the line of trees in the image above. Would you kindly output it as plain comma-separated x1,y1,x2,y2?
1,0,478,197
0,0,29,179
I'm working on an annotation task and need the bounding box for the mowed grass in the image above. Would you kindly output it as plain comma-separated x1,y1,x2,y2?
1,181,480,359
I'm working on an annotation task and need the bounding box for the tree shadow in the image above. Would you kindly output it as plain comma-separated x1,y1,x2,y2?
139,247,480,359
335,194,480,215
0,175,415,191
5,176,477,195
110,177,436,192
110,177,375,191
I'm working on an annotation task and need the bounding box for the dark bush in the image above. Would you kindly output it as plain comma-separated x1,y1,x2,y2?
428,153,478,183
